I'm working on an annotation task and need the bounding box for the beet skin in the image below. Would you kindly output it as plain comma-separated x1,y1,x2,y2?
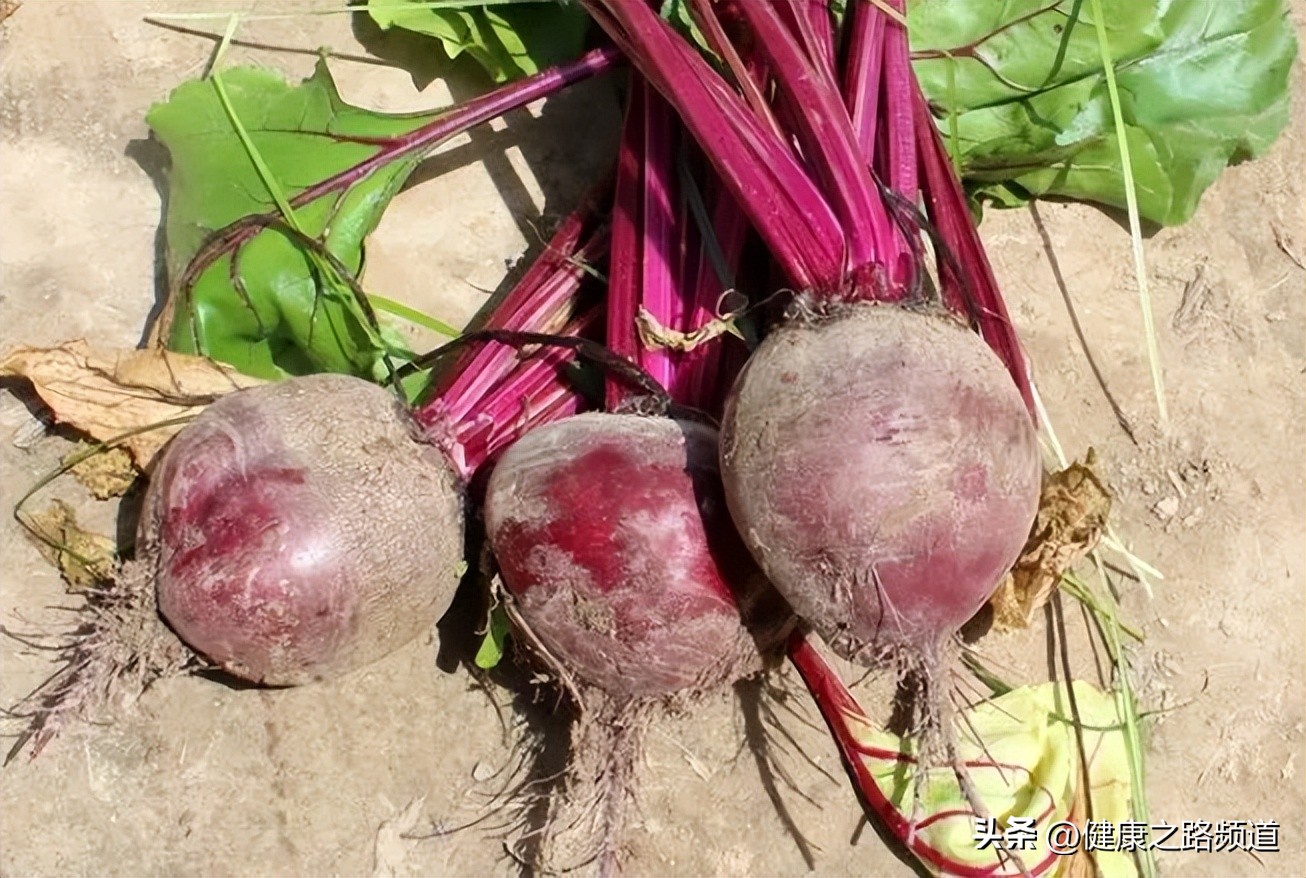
141,374,464,685
484,413,778,700
720,305,1042,663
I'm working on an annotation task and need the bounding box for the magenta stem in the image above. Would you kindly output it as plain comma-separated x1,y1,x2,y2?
912,85,1035,418
733,0,886,279
686,0,787,143
873,1,919,292
878,3,919,201
772,0,839,79
843,0,886,158
634,86,681,394
606,74,748,415
412,194,609,478
582,0,845,292
453,310,600,475
415,194,608,429
675,169,750,415
605,79,646,409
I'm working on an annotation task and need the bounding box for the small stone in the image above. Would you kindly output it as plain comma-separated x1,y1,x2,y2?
471,761,495,782
10,416,48,449
1153,496,1180,520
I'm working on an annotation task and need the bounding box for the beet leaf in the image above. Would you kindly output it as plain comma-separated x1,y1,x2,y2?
147,49,616,383
909,0,1297,224
366,0,591,83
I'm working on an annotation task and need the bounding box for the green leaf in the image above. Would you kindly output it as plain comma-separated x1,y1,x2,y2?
856,681,1138,878
367,0,590,83
474,605,512,669
909,0,1297,225
148,62,444,380
658,0,712,56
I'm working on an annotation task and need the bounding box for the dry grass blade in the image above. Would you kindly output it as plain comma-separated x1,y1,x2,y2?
22,500,117,592
1087,0,1166,428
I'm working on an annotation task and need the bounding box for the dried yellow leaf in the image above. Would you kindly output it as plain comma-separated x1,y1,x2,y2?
635,306,743,352
990,455,1113,631
66,442,138,499
24,499,117,591
1,340,265,468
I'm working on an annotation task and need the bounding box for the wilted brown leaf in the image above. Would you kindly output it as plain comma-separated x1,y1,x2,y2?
1,340,265,467
635,305,743,352
990,455,1113,631
24,499,117,591
65,442,139,499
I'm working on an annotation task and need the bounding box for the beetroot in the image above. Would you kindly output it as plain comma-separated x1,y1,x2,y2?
484,412,784,874
142,374,464,685
486,412,771,698
720,305,1041,665
4,374,465,762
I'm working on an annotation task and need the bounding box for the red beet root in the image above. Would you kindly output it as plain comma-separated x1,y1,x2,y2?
484,412,785,875
143,374,464,685
485,412,774,699
4,374,467,763
720,305,1042,666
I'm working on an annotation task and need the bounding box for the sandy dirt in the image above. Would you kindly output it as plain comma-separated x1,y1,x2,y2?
1,3,1302,877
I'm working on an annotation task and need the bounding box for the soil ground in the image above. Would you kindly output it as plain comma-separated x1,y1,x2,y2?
1,3,1302,877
